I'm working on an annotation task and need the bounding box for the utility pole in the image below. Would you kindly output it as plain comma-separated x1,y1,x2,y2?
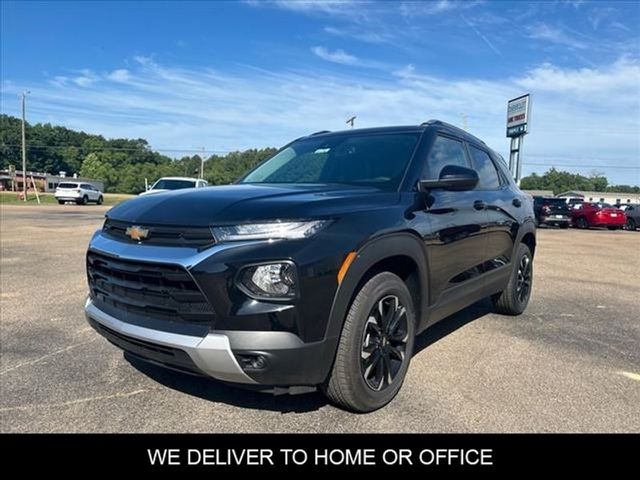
346,116,356,129
460,113,468,131
20,91,30,202
200,147,205,179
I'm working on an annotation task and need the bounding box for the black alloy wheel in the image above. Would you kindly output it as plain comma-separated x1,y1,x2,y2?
515,254,532,304
360,295,409,392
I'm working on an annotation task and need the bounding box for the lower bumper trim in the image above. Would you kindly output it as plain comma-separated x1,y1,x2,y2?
85,298,257,384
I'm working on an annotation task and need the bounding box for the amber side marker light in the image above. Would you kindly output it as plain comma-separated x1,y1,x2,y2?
337,251,357,285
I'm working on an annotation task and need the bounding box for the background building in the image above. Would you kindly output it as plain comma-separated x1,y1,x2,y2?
0,170,105,193
556,191,640,205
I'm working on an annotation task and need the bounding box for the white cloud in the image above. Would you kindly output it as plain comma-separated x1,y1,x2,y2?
71,69,99,87
515,57,640,94
107,69,131,83
527,23,588,49
2,56,638,184
311,46,359,65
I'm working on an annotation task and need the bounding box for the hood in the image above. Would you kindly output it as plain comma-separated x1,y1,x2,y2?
107,183,400,226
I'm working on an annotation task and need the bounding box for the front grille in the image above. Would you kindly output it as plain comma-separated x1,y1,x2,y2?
103,218,215,248
87,251,214,324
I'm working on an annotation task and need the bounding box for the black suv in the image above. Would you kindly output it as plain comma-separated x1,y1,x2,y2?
533,196,571,228
85,121,536,412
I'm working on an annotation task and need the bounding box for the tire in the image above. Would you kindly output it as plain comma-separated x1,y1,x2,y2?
607,226,618,231
322,272,416,412
57,200,65,205
576,217,588,229
625,218,636,231
560,223,569,229
492,243,533,316
81,195,88,205
97,195,104,205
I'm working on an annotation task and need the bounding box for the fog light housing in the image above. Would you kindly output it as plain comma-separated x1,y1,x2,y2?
237,262,297,300
237,354,268,371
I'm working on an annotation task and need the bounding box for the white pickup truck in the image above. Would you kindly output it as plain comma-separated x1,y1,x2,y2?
139,177,208,196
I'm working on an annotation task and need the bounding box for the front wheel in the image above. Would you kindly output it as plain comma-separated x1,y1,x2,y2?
322,272,416,412
492,243,533,316
97,195,104,205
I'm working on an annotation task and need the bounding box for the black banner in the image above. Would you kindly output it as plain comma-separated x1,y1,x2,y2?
3,433,636,474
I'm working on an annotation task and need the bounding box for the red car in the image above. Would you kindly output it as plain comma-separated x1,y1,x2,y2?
571,202,626,230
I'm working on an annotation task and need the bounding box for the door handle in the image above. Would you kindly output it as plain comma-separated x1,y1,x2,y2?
512,198,522,207
473,200,486,211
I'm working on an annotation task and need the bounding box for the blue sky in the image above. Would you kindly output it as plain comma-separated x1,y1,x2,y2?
1,0,639,184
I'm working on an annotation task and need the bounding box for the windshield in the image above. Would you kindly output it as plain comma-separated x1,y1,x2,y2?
241,132,420,191
58,183,79,189
152,179,196,190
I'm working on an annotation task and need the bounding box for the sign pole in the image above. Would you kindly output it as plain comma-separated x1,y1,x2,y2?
506,94,531,184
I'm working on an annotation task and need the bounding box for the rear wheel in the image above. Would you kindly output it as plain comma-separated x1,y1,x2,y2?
57,200,65,205
492,243,533,316
607,226,619,231
576,217,588,229
625,218,636,231
560,223,569,229
80,195,88,205
322,272,416,412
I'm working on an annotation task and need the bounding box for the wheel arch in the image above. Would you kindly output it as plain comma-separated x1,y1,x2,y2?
324,232,429,344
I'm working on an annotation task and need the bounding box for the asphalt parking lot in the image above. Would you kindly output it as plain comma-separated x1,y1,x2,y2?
1,204,639,433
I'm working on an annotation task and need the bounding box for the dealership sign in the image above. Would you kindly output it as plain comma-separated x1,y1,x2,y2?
506,94,530,137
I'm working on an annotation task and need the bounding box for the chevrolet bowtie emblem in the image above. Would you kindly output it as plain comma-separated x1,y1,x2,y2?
125,225,150,241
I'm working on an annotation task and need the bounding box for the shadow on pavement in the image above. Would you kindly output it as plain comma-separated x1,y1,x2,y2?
125,298,494,413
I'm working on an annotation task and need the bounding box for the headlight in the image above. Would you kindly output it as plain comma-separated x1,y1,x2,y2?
212,220,329,242
237,262,297,300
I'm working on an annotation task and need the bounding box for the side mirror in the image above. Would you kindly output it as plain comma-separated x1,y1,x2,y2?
418,165,479,192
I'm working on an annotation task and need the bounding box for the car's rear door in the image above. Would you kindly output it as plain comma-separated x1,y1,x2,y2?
467,144,520,277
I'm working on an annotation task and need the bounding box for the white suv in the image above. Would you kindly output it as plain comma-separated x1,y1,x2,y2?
55,182,104,205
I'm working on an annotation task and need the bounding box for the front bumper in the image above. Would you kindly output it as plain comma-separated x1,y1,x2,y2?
85,297,334,386
86,298,256,384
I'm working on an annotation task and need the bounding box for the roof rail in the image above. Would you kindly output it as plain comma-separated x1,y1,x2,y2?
309,130,331,136
420,119,486,145
420,119,455,128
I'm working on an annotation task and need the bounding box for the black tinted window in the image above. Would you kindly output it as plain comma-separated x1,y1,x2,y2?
424,136,468,179
469,146,500,190
242,133,419,191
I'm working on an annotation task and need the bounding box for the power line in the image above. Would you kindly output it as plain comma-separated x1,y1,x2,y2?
525,163,640,170
0,144,233,154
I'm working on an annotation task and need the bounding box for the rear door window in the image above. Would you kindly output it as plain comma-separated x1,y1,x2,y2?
468,145,501,190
